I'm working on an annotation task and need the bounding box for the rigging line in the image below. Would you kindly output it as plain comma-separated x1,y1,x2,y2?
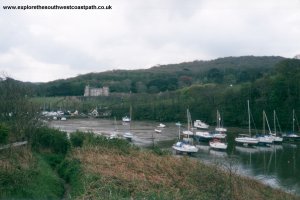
275,112,282,133
250,109,258,135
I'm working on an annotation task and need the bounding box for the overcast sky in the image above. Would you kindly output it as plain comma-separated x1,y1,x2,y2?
1,0,300,82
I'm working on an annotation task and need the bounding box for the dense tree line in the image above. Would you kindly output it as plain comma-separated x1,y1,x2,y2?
26,58,300,132
6,56,298,133
45,58,298,132
28,56,284,96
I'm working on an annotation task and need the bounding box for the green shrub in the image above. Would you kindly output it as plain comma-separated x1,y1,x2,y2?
41,153,65,169
70,131,85,147
151,146,170,156
32,127,70,155
0,123,9,144
57,158,83,198
85,134,133,153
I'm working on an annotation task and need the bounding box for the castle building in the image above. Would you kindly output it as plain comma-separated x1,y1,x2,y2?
84,85,109,96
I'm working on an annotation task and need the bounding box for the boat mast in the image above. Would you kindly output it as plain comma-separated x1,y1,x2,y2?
130,105,132,120
178,123,181,140
114,116,117,131
274,110,276,135
248,100,251,136
189,110,193,130
187,109,190,131
217,110,220,128
129,105,132,131
293,109,295,133
263,110,265,135
264,111,272,134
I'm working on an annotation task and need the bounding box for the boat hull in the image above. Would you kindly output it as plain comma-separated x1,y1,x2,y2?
209,142,227,151
235,137,259,146
194,120,209,129
283,135,300,143
256,135,274,146
194,131,213,142
172,142,198,154
123,132,133,141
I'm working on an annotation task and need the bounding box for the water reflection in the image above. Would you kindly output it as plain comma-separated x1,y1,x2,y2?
195,142,300,195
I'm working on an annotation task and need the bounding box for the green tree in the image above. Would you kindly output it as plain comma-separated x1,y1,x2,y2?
0,123,9,144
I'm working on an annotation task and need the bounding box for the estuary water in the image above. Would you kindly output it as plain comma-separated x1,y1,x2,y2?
49,118,300,196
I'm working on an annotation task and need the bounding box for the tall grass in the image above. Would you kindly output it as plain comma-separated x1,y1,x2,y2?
69,143,299,200
0,147,64,199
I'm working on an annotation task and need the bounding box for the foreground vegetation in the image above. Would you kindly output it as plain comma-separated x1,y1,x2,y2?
73,143,297,199
0,146,64,199
1,129,299,200
67,133,298,200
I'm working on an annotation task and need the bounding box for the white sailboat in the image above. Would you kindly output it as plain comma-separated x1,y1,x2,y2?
173,141,199,153
195,131,213,142
235,100,259,146
283,109,300,142
154,128,162,133
209,138,227,150
123,106,133,141
210,110,227,150
213,110,227,139
122,106,132,123
182,109,194,136
155,123,165,133
122,116,131,122
109,117,119,139
157,123,166,128
255,111,274,146
215,110,227,133
271,110,283,144
172,119,198,154
194,120,209,129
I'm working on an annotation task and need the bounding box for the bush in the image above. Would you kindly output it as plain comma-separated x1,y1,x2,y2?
41,154,65,169
32,127,70,155
0,123,9,144
57,159,80,183
151,146,170,156
57,158,83,198
70,131,85,147
85,134,133,153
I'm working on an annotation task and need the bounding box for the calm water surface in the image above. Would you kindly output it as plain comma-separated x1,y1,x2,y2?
49,118,300,196
195,143,300,195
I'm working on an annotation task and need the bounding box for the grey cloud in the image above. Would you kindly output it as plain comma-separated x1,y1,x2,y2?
1,0,300,82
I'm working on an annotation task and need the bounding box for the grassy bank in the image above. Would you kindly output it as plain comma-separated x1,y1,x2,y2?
66,135,299,200
0,147,64,199
1,131,299,200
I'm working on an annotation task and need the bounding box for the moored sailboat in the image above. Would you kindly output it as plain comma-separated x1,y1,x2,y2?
123,106,133,141
182,109,194,137
194,131,213,142
194,120,209,129
215,110,227,133
122,106,132,123
209,138,227,150
255,111,274,146
271,110,283,144
283,109,300,142
235,100,259,146
172,119,198,154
